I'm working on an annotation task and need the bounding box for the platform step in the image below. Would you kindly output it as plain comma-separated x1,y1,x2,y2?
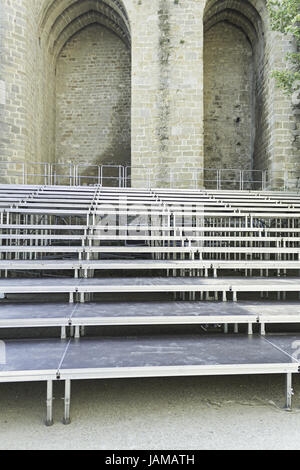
0,301,300,330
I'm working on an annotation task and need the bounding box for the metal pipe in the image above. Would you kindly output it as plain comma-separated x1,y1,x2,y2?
46,381,54,427
63,380,71,425
285,373,293,410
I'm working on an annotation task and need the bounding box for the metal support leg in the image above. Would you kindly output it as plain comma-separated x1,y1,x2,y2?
277,291,281,301
285,373,293,410
260,322,266,335
61,326,67,340
46,381,54,427
234,323,239,334
224,324,228,334
283,292,286,301
75,326,80,339
248,323,253,335
63,380,71,425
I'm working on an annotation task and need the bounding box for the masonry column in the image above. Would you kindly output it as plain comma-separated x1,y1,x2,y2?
267,31,299,189
167,0,204,189
131,0,204,189
131,0,160,188
0,0,30,183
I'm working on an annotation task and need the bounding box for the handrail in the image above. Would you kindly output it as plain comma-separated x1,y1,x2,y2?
0,161,299,191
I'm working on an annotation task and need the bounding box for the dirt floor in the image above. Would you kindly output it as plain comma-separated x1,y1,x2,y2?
1,373,300,450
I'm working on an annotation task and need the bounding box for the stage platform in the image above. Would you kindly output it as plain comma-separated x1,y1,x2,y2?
0,333,299,425
1,301,300,334
0,301,257,330
1,260,300,280
1,277,300,302
1,184,300,426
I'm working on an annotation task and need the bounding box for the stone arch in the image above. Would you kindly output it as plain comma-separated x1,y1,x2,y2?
40,0,131,58
38,0,130,36
204,0,269,28
37,0,132,176
51,11,130,60
203,0,270,180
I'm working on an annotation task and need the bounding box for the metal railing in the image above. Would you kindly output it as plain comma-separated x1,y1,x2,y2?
0,161,300,191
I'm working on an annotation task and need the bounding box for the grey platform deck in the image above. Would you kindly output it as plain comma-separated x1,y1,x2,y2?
0,303,74,327
0,334,299,424
0,338,68,382
0,301,257,328
0,334,299,383
0,260,300,276
0,277,300,295
58,334,300,380
1,301,300,329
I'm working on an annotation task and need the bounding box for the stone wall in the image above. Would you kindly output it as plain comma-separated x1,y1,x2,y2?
204,22,254,173
131,0,204,188
0,0,297,189
0,0,56,183
55,24,131,168
0,0,29,182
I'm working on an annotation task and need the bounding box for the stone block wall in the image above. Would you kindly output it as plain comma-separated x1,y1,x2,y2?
55,24,131,169
204,22,254,173
131,0,204,188
0,0,298,189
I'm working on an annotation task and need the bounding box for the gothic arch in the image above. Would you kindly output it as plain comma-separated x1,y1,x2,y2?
203,0,270,177
38,0,130,35
38,0,130,60
36,0,132,174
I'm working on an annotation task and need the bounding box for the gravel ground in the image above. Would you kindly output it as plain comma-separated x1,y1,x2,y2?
1,374,300,450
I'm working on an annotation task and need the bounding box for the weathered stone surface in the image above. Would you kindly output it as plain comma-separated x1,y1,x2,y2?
204,22,253,172
0,0,298,188
56,25,131,168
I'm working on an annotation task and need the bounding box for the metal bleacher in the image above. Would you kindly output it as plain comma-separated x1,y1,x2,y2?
1,184,300,425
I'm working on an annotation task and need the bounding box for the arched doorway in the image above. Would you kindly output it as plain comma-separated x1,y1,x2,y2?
39,0,131,185
203,0,266,189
